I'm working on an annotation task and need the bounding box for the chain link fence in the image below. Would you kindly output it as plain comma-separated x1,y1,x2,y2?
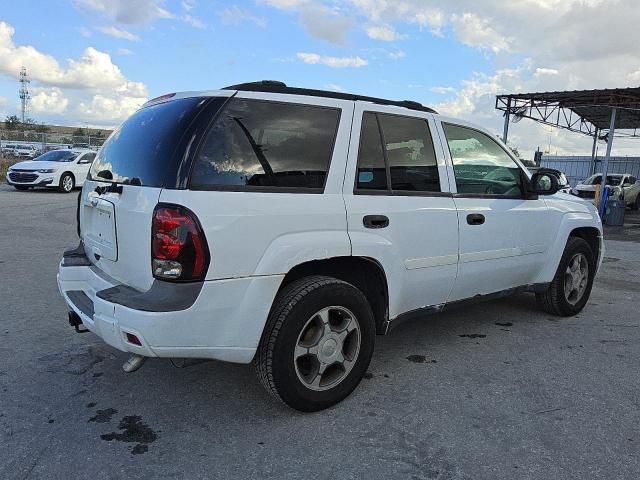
0,129,107,157
0,130,108,177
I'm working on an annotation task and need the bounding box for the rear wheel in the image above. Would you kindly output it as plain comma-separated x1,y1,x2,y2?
59,173,74,193
632,195,640,211
255,275,375,412
536,237,595,316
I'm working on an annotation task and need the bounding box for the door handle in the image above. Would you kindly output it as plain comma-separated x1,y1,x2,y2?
466,213,485,225
363,215,389,229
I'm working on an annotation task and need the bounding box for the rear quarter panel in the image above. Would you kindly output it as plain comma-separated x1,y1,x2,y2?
159,95,355,280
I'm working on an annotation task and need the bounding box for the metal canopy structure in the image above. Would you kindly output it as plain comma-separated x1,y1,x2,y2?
495,87,640,212
496,87,640,139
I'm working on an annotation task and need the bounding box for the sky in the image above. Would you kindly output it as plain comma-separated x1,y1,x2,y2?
0,0,639,159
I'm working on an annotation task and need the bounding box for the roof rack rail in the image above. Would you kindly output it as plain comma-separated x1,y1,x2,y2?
223,81,438,114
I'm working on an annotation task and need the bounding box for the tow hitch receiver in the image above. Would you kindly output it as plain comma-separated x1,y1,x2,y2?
68,311,89,333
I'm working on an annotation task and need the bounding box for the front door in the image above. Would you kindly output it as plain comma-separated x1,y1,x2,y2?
343,104,459,320
435,120,555,301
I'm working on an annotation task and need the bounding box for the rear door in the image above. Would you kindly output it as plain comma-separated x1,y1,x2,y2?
435,118,555,301
343,103,459,320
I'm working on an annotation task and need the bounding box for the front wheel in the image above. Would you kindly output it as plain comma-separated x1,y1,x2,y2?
59,173,74,193
536,237,596,316
631,195,640,211
255,276,375,412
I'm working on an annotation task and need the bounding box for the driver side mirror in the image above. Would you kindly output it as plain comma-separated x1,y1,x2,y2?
528,172,560,196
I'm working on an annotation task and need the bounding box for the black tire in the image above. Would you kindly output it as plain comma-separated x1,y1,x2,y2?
255,275,375,412
536,237,596,316
631,195,640,211
59,173,74,193
13,185,29,191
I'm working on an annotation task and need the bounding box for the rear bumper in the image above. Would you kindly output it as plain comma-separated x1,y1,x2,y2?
57,247,283,364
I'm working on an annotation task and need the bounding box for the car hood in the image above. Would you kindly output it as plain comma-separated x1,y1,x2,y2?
575,184,596,191
9,160,68,171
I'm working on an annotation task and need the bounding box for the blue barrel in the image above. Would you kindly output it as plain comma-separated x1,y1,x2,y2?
603,198,625,226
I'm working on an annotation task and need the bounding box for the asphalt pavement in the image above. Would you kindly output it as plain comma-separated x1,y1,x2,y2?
1,183,638,480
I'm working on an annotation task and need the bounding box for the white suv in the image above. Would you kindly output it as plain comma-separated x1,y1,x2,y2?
58,81,603,411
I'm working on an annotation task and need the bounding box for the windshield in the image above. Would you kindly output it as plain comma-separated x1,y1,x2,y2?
606,175,623,186
89,96,218,187
35,150,79,162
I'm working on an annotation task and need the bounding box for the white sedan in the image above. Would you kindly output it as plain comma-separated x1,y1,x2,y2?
572,173,640,210
6,149,96,193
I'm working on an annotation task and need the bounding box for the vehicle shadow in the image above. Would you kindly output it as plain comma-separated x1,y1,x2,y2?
90,292,546,420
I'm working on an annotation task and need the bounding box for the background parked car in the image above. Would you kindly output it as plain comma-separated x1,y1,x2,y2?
6,148,96,192
572,173,640,209
14,144,38,158
2,144,16,155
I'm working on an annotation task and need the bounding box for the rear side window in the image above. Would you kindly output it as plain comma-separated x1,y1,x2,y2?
190,98,341,191
356,113,387,191
355,112,440,194
89,97,213,187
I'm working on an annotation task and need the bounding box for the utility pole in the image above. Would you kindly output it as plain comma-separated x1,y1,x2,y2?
19,67,30,123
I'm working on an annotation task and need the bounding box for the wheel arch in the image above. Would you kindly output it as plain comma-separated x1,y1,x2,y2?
569,226,601,261
535,214,603,284
277,256,390,335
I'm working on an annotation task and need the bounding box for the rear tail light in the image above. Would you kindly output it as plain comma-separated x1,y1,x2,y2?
152,204,210,282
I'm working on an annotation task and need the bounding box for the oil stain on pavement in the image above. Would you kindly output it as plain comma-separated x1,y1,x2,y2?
406,355,437,363
100,416,158,455
89,408,118,423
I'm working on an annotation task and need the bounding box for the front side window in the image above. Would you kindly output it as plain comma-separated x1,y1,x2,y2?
443,123,523,197
355,112,440,193
191,98,341,191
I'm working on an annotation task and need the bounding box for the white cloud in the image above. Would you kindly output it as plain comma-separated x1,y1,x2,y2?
431,86,455,94
73,0,173,24
220,6,267,28
298,5,353,45
181,0,196,12
450,13,511,53
262,1,353,45
117,48,134,55
366,25,403,41
388,50,406,60
0,21,147,126
534,68,559,77
97,26,140,41
30,87,69,115
297,52,368,68
181,14,206,28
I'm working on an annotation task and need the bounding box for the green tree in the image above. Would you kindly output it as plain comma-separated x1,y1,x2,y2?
4,115,20,130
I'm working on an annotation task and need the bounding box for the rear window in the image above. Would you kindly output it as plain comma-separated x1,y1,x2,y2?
190,98,341,191
88,97,213,187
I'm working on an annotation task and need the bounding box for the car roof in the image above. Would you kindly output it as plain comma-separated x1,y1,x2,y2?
143,80,438,115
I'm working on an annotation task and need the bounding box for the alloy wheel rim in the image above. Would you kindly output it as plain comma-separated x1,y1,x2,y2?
63,176,73,192
564,253,589,305
294,306,361,392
